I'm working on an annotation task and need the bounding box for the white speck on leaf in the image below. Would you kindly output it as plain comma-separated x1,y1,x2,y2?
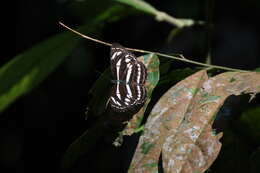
203,80,212,92
168,159,175,169
184,126,200,141
187,91,193,99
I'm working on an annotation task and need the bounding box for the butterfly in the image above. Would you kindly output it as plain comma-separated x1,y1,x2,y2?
109,43,147,113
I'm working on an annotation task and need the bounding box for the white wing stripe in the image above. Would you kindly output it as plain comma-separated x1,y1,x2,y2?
111,51,122,60
116,83,121,100
125,98,130,102
126,84,132,98
116,59,122,80
136,64,141,84
111,97,121,106
125,65,133,83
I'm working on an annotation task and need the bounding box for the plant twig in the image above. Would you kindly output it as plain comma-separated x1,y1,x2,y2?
59,22,112,47
155,11,195,28
59,22,249,73
115,0,203,28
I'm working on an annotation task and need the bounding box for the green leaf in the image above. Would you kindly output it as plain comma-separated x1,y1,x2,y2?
254,67,260,72
70,0,137,23
167,27,183,42
0,4,129,113
0,32,79,112
115,0,158,15
115,0,200,28
159,60,172,75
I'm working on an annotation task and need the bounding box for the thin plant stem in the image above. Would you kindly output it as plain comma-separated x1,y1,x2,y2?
116,0,202,28
59,22,249,73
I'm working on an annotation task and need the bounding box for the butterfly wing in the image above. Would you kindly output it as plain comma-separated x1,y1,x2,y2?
110,43,135,82
109,43,147,113
110,83,146,113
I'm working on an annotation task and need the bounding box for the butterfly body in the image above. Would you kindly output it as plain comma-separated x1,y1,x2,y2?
109,43,147,113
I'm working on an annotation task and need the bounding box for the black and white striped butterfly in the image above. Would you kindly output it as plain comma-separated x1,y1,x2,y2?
109,43,147,113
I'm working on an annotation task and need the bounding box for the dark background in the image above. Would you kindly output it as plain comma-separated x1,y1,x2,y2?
1,0,260,172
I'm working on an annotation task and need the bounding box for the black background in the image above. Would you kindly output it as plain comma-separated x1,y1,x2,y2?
1,0,260,172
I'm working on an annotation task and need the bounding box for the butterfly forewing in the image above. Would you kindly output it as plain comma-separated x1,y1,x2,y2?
109,43,147,113
111,44,137,83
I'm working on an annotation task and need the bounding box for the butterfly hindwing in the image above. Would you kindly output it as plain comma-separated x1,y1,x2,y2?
110,83,146,113
130,60,147,85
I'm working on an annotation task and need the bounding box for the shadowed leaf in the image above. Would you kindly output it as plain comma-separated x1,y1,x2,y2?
239,107,260,143
86,68,111,117
61,53,160,170
254,67,260,72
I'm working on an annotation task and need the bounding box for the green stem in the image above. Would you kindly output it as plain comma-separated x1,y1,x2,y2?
155,11,194,28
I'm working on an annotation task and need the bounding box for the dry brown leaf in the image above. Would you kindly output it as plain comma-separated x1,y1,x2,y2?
128,70,208,173
128,71,260,173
